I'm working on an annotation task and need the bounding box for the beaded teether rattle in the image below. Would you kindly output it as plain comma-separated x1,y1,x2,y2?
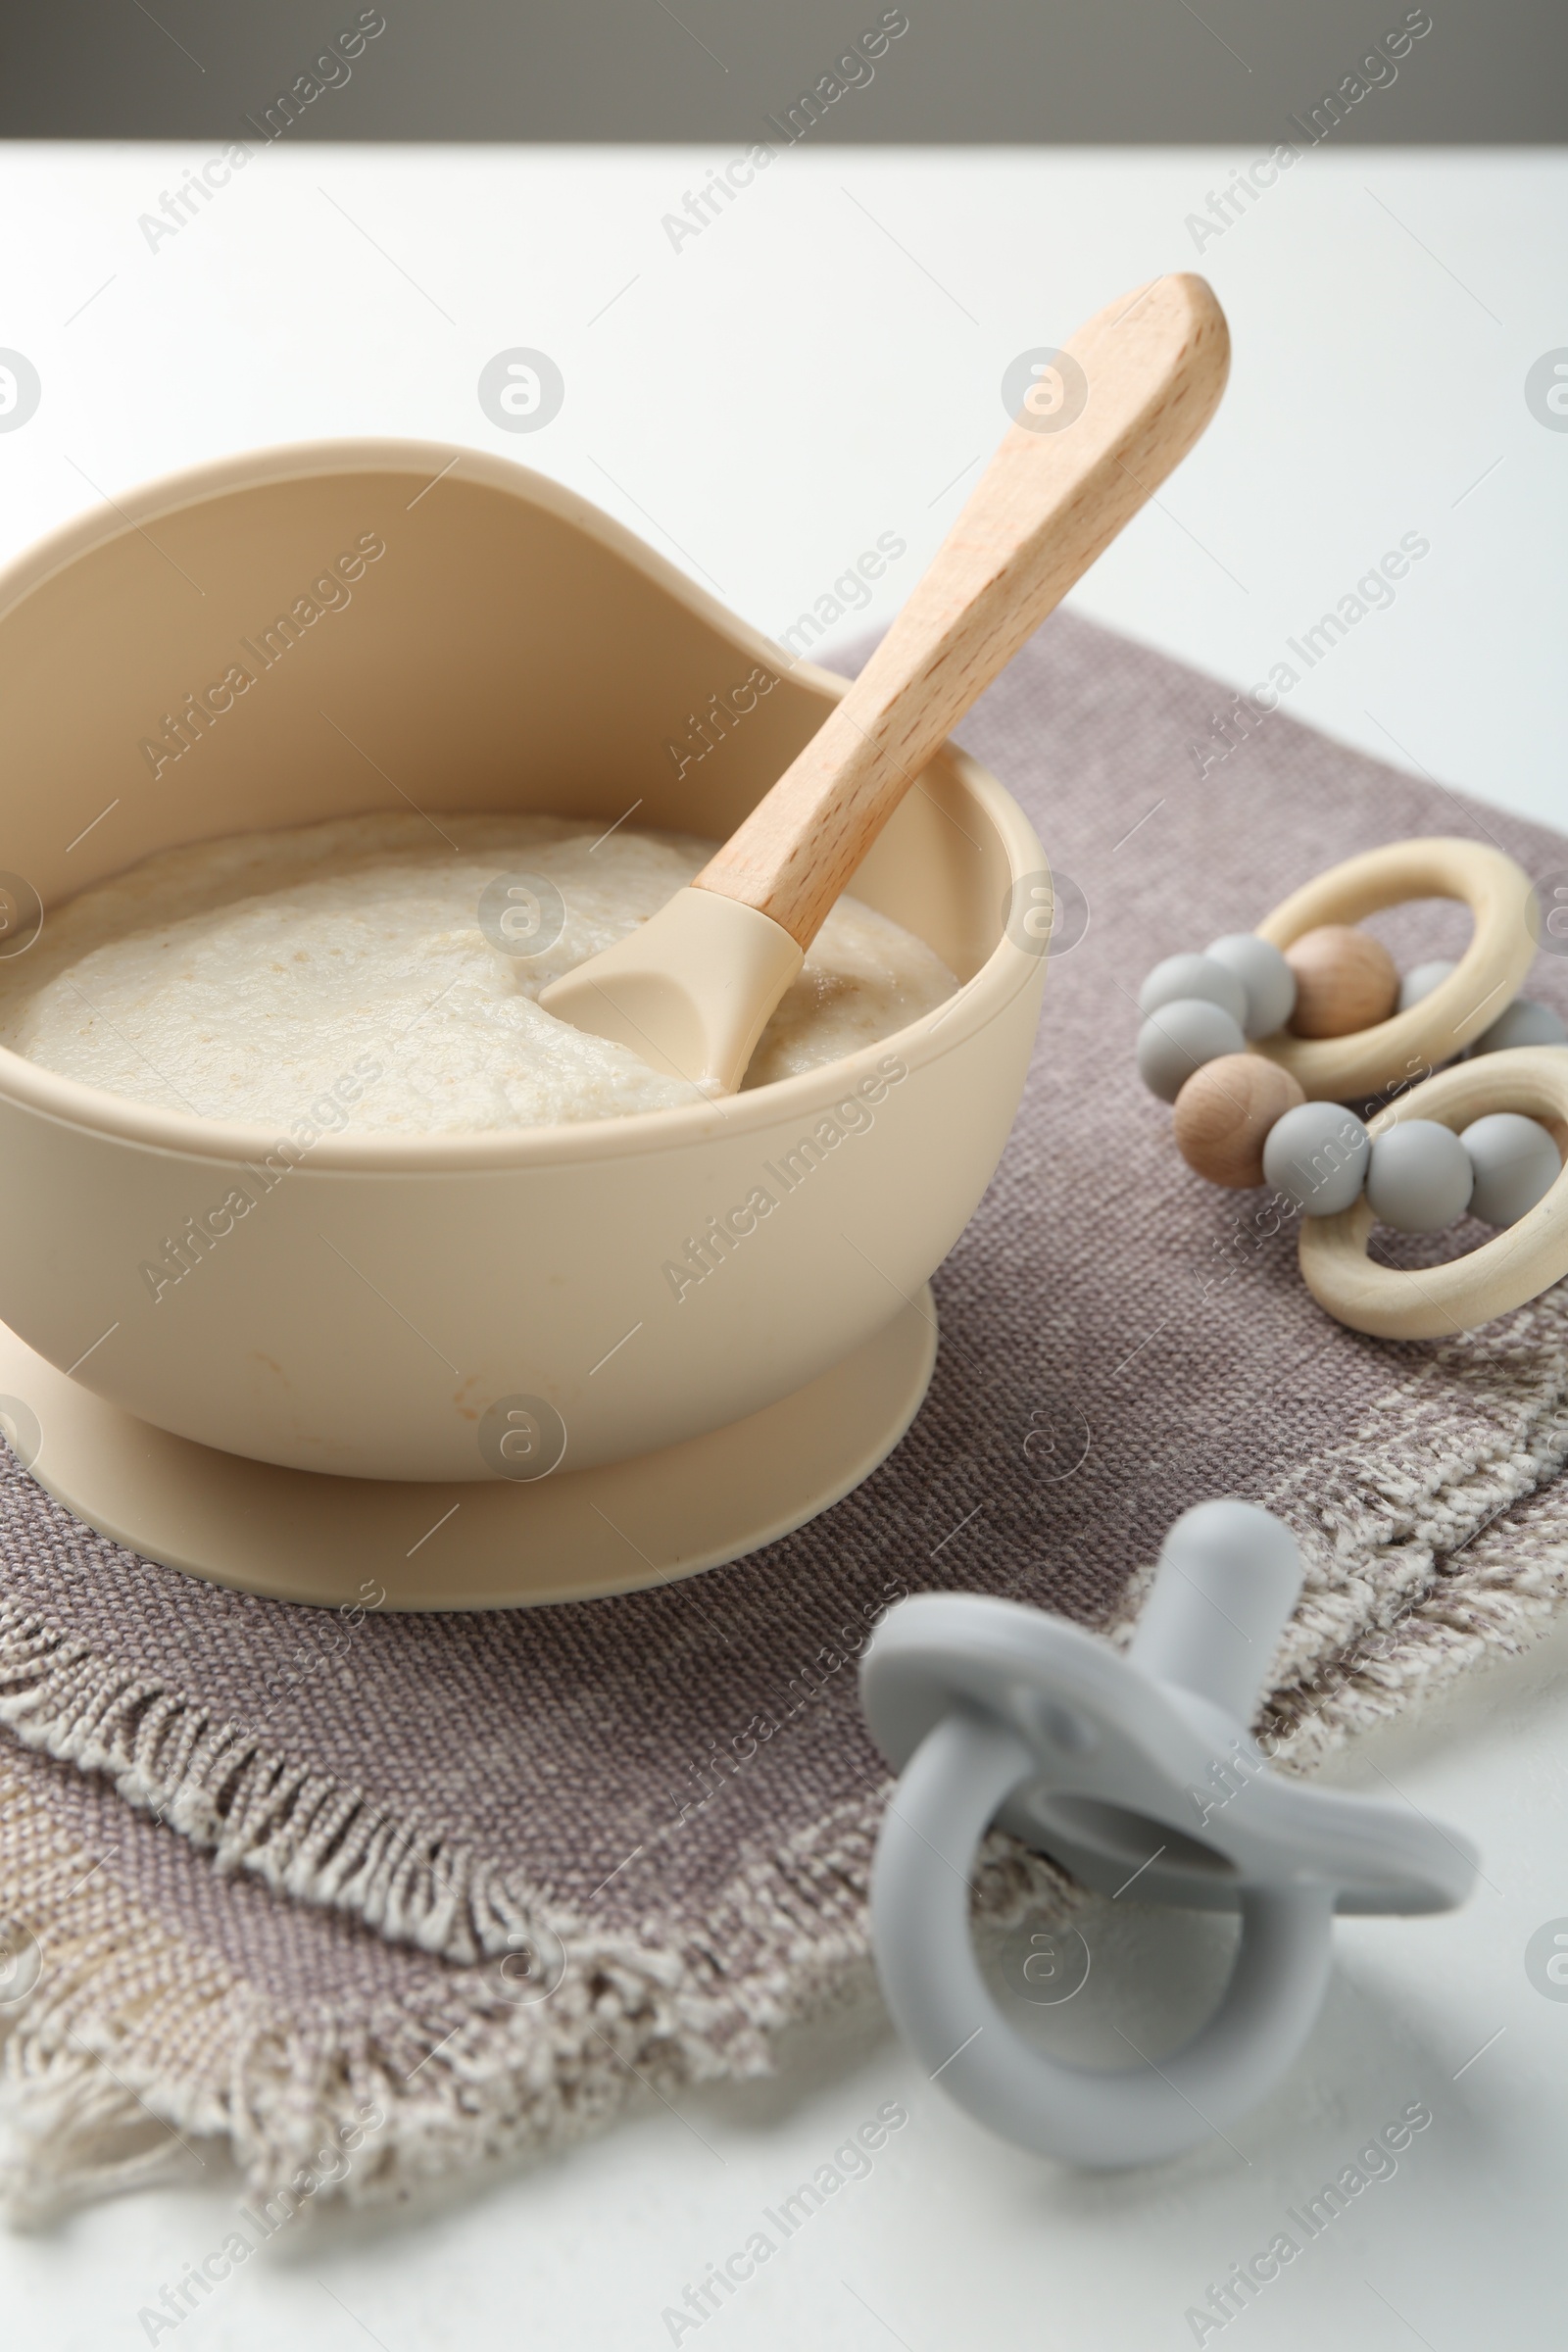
1134,839,1568,1338
863,1499,1477,2168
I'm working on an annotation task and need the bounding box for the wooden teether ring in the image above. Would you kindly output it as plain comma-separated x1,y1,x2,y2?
1252,838,1538,1101
1299,1048,1568,1339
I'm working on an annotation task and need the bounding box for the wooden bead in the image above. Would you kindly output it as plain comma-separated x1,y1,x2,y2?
1172,1054,1306,1189
1284,925,1399,1039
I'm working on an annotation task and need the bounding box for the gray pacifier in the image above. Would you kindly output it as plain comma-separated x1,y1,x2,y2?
861,1499,1478,2168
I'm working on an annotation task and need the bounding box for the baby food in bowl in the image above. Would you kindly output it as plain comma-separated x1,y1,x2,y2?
0,432,1054,1590
0,812,956,1131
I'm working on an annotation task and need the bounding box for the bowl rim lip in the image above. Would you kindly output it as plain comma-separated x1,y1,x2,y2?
0,436,1050,1173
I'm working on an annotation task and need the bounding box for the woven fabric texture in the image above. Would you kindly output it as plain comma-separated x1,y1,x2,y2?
2,612,1567,2220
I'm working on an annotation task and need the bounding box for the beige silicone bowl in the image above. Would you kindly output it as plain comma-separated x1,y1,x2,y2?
0,442,1048,1596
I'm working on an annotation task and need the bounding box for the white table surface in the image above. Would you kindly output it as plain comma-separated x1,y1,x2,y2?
2,144,1566,2349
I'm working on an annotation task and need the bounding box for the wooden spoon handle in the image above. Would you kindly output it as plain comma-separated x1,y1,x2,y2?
695,273,1230,949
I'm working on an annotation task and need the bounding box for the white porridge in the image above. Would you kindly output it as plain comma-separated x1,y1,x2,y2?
0,813,956,1132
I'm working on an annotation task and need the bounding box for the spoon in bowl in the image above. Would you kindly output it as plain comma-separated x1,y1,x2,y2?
540,272,1230,1096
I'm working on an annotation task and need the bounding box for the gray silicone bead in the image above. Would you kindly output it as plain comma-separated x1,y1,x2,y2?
1136,999,1248,1102
1138,952,1249,1028
1459,1112,1562,1228
1261,1100,1371,1215
1204,933,1298,1040
1398,958,1456,1012
1366,1119,1474,1234
1470,996,1568,1054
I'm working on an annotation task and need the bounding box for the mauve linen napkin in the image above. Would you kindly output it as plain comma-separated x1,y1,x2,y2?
2,612,1566,2221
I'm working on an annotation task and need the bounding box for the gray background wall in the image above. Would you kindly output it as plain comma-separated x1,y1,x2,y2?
2,0,1563,143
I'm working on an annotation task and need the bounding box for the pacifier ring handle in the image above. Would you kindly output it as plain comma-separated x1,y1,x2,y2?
871,1707,1336,2170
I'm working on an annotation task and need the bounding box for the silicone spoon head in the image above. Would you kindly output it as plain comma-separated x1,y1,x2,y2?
537,886,804,1097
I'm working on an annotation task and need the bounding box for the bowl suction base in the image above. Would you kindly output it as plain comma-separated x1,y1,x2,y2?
0,1296,936,1610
